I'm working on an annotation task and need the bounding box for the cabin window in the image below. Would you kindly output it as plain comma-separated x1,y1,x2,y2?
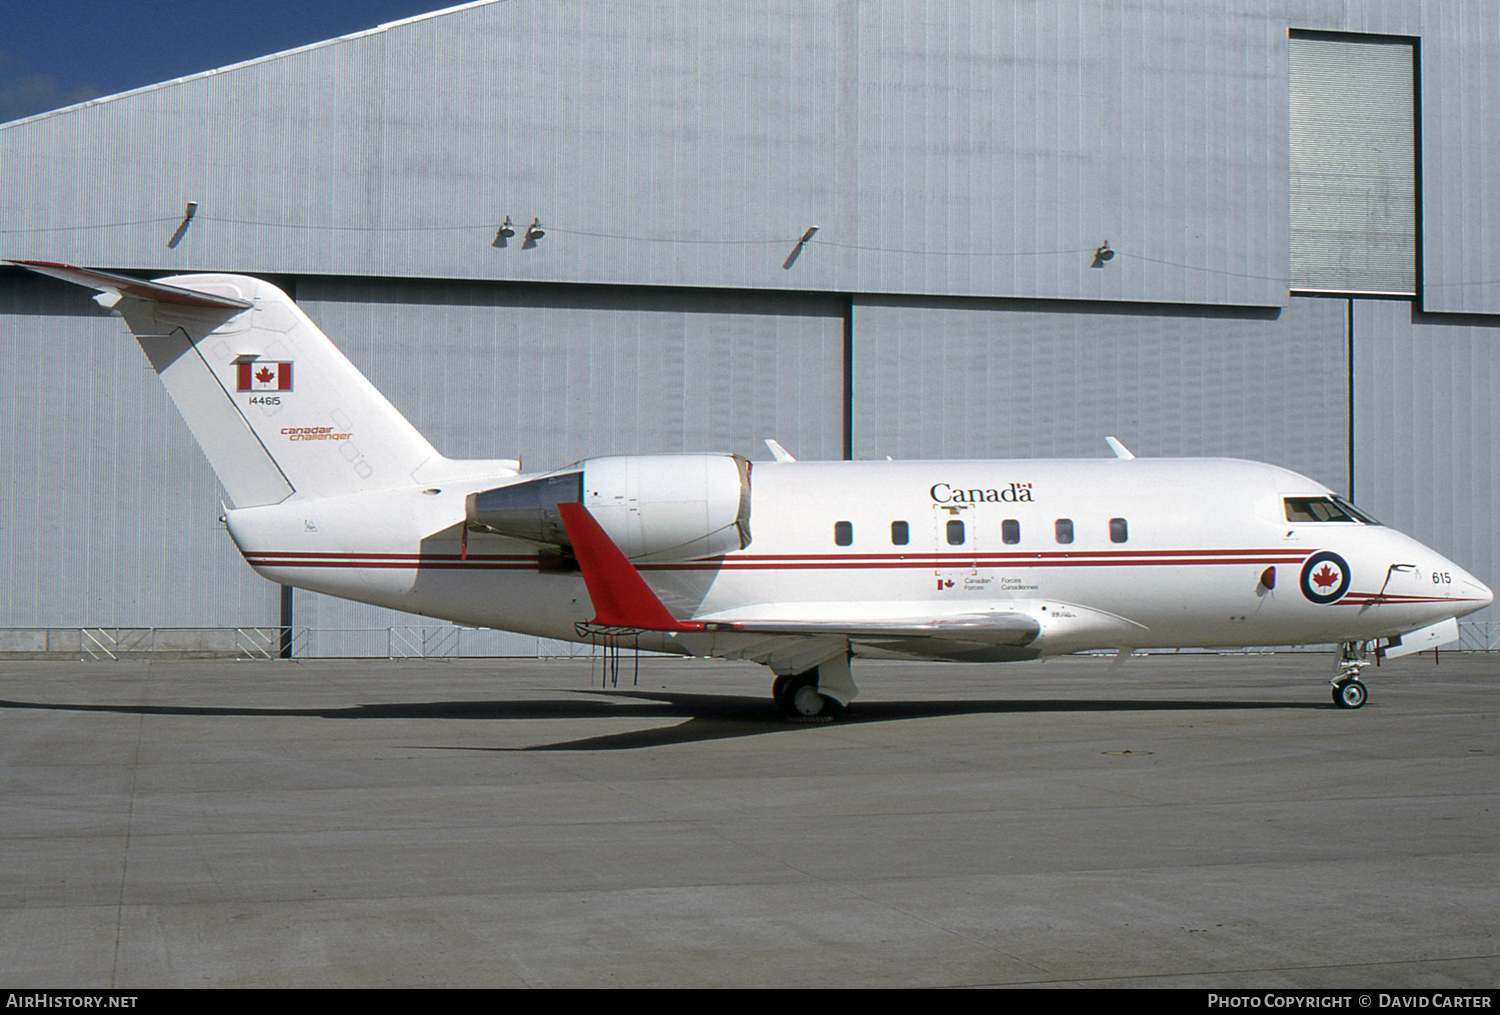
1055,518,1074,544
1002,519,1020,545
1110,518,1128,543
834,521,853,546
946,519,965,545
890,520,909,545
1284,496,1381,525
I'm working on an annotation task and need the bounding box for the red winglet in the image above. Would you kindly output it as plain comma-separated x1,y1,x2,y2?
556,502,703,632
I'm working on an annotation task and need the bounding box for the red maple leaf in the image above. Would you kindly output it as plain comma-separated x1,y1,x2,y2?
1311,563,1339,588
255,365,275,385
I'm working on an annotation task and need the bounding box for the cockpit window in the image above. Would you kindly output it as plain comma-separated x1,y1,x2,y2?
1284,496,1381,525
1334,496,1381,525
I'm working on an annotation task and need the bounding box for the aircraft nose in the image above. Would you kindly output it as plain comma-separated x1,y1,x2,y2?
1444,564,1492,617
1471,575,1494,609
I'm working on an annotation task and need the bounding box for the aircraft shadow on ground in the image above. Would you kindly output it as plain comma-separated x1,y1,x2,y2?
0,690,1322,752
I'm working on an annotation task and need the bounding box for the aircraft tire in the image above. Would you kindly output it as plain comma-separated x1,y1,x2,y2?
791,683,824,716
771,674,794,710
777,671,843,720
1332,679,1367,709
789,684,842,720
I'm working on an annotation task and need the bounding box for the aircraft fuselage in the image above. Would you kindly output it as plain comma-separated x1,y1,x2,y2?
15,260,1490,714
225,456,1491,661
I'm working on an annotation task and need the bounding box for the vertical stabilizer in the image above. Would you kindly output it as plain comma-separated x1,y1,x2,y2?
10,262,440,507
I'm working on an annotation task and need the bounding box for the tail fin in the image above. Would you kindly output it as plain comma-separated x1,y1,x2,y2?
11,261,439,508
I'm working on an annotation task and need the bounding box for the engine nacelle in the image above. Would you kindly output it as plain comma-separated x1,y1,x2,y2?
467,453,751,563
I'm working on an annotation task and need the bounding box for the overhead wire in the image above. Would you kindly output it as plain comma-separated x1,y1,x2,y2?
0,213,1388,287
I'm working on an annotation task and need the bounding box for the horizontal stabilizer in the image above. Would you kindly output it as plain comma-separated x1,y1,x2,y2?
8,260,252,309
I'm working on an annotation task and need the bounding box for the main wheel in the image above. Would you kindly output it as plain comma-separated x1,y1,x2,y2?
777,670,844,720
790,682,834,717
1332,679,1367,709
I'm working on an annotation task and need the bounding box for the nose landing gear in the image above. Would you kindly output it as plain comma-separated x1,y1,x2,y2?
1331,641,1371,709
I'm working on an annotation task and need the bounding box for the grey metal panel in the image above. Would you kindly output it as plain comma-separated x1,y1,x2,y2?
1290,36,1416,295
1353,299,1498,624
1286,0,1500,313
2,0,1288,306
0,273,279,628
1416,2,1500,314
851,296,1349,492
296,278,846,471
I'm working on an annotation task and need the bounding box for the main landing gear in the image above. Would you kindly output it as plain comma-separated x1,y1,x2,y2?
771,653,858,720
1331,641,1370,709
772,671,842,719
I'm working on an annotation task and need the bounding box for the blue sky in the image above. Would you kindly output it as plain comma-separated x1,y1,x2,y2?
0,1,462,122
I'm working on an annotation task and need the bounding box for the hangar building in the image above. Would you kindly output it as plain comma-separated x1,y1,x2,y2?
3,0,1497,657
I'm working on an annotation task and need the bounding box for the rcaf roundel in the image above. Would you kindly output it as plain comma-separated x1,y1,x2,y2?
1300,550,1351,604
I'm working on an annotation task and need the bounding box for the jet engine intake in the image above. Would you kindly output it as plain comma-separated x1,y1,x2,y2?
466,453,751,563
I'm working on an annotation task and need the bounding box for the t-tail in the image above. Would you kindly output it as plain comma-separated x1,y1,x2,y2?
9,261,507,506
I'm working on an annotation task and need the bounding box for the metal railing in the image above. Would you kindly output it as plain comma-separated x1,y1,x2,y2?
0,626,605,660
0,622,1495,661
1456,621,1500,651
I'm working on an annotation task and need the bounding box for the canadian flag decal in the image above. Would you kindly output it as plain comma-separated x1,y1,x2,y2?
237,361,293,391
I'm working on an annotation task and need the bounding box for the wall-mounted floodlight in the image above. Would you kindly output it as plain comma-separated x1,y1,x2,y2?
1092,241,1115,268
499,216,514,238
783,225,820,269
526,218,545,241
169,202,199,249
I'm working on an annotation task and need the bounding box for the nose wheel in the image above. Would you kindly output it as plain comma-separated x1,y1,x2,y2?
1332,677,1367,709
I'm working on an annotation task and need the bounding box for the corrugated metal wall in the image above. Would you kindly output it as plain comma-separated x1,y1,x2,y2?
1286,0,1500,313
851,297,1350,492
297,278,846,471
2,0,1289,306
1354,300,1500,611
2,1,1497,647
0,273,279,629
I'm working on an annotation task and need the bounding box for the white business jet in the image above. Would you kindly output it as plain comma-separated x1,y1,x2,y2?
12,261,1492,717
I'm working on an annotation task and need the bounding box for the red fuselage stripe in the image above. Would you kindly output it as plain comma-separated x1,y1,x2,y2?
242,549,1305,570
234,550,1490,607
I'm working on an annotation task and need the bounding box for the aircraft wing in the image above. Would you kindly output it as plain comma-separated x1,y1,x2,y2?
556,502,1041,647
694,611,1041,644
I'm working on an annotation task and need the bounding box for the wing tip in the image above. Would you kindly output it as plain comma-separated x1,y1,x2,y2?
555,502,702,633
